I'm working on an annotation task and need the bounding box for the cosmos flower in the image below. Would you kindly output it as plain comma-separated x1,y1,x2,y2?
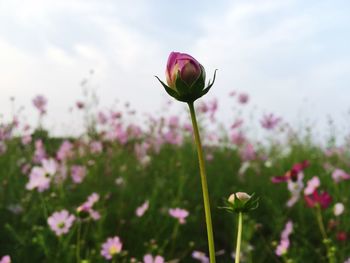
26,166,51,192
47,210,75,236
271,160,309,183
169,208,189,224
0,255,11,263
77,193,101,221
32,95,47,115
304,190,332,209
332,169,350,183
71,165,87,184
260,113,281,130
100,236,123,260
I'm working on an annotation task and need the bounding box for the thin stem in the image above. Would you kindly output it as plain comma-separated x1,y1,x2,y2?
188,102,216,263
315,205,336,263
76,221,82,263
235,212,243,263
315,205,327,240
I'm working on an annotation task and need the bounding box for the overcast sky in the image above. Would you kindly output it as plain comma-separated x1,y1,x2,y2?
1,0,350,138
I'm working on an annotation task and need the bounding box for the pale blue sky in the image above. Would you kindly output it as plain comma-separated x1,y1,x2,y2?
0,0,350,137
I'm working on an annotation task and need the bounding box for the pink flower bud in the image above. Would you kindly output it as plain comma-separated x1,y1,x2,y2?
166,52,201,89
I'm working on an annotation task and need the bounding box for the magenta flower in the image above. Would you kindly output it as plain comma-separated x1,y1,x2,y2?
71,165,87,184
101,236,123,260
304,190,332,209
260,113,281,130
143,254,164,263
169,208,189,224
271,160,309,183
332,168,350,183
77,193,101,220
237,93,249,104
165,52,201,89
135,200,149,217
47,210,75,236
0,255,11,263
156,52,216,103
32,95,47,115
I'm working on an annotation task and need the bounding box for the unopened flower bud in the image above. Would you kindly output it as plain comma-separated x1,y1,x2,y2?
156,52,216,103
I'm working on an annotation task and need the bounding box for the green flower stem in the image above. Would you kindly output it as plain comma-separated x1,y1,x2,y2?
188,102,216,263
76,221,82,263
315,205,327,240
235,212,243,263
315,205,336,263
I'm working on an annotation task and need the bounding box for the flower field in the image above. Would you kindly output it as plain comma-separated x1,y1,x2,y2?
1,89,349,263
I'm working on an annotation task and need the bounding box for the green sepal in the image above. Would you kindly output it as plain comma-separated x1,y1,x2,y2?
191,65,206,97
174,73,192,96
155,76,181,101
219,193,259,214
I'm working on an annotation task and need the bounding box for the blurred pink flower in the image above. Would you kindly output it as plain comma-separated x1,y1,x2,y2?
275,220,293,256
192,251,209,263
136,200,149,217
272,160,309,183
56,140,73,161
26,167,50,192
90,141,103,154
47,210,75,236
332,168,350,183
97,111,108,125
71,165,87,184
41,158,57,176
33,139,46,163
21,135,32,145
135,142,151,166
169,208,189,224
304,176,320,195
230,131,246,146
101,236,123,260
0,255,10,263
143,254,164,263
304,190,332,209
168,116,180,128
237,93,249,104
260,113,281,130
286,173,304,207
77,193,101,220
240,143,256,161
32,95,47,115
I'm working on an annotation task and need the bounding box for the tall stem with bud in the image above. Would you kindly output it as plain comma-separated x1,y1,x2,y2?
188,102,216,263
